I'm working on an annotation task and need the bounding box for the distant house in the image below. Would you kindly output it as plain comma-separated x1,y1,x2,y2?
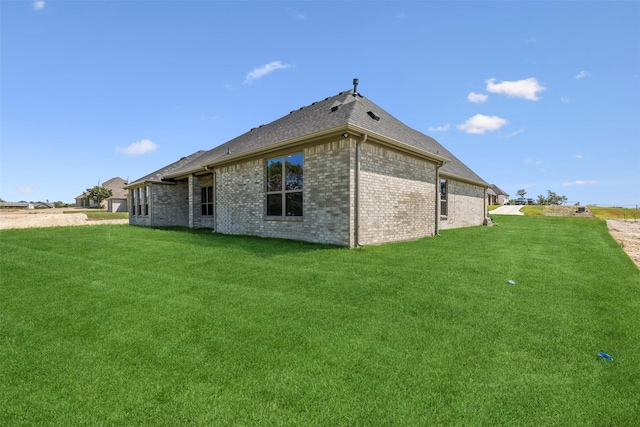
0,201,53,209
487,184,509,205
125,82,489,247
75,177,128,212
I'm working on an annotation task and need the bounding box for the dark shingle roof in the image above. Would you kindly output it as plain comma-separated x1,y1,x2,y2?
490,184,509,196
139,89,486,186
127,151,207,186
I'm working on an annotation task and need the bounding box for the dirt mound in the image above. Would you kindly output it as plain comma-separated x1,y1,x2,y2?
543,205,593,217
0,210,127,230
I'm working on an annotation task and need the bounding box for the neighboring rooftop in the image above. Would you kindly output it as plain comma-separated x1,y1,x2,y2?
489,184,509,196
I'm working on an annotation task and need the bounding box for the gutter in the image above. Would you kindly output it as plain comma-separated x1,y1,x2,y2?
123,179,175,190
438,172,488,189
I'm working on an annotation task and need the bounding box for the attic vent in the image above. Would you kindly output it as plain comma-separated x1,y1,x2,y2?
367,111,380,121
331,106,339,112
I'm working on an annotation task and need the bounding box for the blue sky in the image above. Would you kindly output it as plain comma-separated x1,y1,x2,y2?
2,1,639,206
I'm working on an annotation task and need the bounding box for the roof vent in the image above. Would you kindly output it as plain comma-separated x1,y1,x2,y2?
353,78,359,96
331,106,339,112
367,111,380,121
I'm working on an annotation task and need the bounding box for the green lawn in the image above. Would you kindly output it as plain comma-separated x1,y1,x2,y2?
589,206,640,220
1,217,639,425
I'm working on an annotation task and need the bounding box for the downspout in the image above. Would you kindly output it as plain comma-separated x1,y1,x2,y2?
213,171,217,231
355,133,367,247
484,188,488,224
435,164,442,236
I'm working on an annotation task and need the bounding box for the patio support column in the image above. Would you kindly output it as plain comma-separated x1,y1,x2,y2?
188,174,194,228
142,186,147,217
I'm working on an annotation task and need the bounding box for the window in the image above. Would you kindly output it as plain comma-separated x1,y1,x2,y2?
266,153,303,216
440,178,448,216
201,186,213,216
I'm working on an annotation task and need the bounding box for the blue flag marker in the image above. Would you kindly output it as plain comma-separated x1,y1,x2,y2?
597,352,613,361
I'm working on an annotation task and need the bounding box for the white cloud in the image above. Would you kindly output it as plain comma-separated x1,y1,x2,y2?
244,61,291,84
467,92,488,103
563,180,597,187
505,129,524,138
457,114,508,134
200,115,220,121
524,157,543,165
575,71,591,79
524,183,535,189
576,154,584,160
486,77,546,101
525,38,537,44
17,186,35,194
428,124,450,133
561,97,571,103
294,11,306,21
32,1,45,11
116,139,158,156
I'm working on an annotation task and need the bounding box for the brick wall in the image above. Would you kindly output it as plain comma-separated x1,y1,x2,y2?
193,173,215,229
358,143,437,245
131,138,485,245
130,181,189,227
215,160,264,235
439,179,486,230
214,139,354,246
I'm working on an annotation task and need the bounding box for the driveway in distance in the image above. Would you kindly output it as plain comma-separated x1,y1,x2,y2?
490,205,524,215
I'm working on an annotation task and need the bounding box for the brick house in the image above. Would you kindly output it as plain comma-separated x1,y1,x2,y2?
75,177,129,212
487,184,509,206
125,83,488,247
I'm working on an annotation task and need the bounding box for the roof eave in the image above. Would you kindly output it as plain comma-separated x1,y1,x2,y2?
346,124,451,165
165,125,355,179
440,171,489,188
165,124,451,179
123,179,175,189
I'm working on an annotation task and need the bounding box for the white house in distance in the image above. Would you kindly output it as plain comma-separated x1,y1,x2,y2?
125,80,489,247
487,184,509,205
75,177,128,212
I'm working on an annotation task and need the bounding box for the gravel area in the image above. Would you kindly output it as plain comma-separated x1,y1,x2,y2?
606,219,640,269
